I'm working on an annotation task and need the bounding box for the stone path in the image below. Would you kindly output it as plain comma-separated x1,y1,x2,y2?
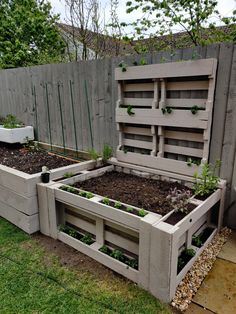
185,231,236,314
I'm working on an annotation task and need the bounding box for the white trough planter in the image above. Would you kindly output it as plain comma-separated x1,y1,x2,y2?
0,125,34,143
0,159,100,234
38,159,226,302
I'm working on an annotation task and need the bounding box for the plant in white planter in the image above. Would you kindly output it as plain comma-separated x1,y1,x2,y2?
0,114,34,144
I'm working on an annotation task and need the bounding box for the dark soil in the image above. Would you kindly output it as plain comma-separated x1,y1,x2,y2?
0,143,77,174
164,203,196,225
73,171,192,216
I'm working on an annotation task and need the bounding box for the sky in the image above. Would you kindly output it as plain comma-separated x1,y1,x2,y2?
50,0,236,33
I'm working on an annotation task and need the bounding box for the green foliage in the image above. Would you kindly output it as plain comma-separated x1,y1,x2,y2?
161,107,172,115
138,209,147,217
114,201,122,209
0,0,65,69
124,0,236,48
59,185,78,194
167,188,192,214
99,245,110,254
187,158,201,167
177,248,196,273
118,61,127,72
193,160,221,197
2,114,22,129
102,197,110,205
63,172,74,179
191,105,200,115
23,139,41,152
80,234,94,245
102,144,113,163
127,105,135,116
110,249,125,262
88,148,99,161
126,206,134,213
127,258,138,269
79,191,94,199
192,235,203,248
139,58,148,65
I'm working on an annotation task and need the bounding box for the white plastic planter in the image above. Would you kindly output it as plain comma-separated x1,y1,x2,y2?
0,125,34,144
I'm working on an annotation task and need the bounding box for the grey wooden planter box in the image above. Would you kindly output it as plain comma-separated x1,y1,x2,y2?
0,159,99,234
37,161,226,302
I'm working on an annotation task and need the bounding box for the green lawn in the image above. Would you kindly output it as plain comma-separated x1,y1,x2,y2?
0,218,171,314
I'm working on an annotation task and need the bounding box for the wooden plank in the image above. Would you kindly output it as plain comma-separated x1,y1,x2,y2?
164,144,203,158
115,59,216,80
124,83,154,92
105,230,139,255
166,98,206,108
123,98,152,107
123,126,152,136
65,213,96,234
123,138,153,150
165,130,203,142
167,81,209,91
116,108,209,129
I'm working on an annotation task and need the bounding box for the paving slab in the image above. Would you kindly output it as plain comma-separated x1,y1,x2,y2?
193,258,236,314
185,302,214,313
218,231,236,263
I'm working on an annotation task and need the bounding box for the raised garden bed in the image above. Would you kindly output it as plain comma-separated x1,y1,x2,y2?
38,160,226,302
0,142,99,234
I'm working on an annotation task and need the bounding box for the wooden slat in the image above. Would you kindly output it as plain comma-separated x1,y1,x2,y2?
167,81,209,91
123,138,153,150
124,83,154,92
65,213,96,234
165,98,207,108
164,144,203,158
116,108,209,129
105,230,139,255
123,126,152,136
165,130,204,143
123,98,152,107
115,59,216,80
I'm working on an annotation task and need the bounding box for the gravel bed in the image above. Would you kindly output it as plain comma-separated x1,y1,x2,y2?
172,227,232,312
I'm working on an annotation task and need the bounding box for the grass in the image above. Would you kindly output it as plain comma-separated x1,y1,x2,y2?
0,218,171,314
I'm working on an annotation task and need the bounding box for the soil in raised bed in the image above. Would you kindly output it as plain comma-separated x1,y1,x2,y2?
0,142,77,174
73,171,193,216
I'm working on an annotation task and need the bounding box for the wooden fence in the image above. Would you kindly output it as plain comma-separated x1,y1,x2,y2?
0,43,235,227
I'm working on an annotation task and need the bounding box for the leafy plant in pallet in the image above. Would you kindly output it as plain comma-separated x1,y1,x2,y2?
192,235,203,248
110,249,125,262
187,158,201,167
79,191,94,199
126,206,134,213
88,148,99,161
138,209,147,217
161,107,172,114
81,234,94,245
102,144,113,163
99,245,110,254
63,172,74,178
177,248,196,273
114,201,122,209
167,188,192,214
193,160,221,197
127,105,135,116
191,105,200,115
102,197,110,205
60,185,78,194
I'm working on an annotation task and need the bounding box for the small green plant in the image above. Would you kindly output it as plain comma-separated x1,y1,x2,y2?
79,191,87,197
127,258,138,269
102,197,110,205
110,249,125,262
167,188,192,214
99,245,110,254
126,207,134,213
192,235,203,247
161,107,172,114
193,160,221,197
23,139,41,152
118,61,127,72
187,158,201,167
127,105,135,116
88,148,99,161
86,192,94,199
68,228,78,238
63,172,74,179
184,248,196,257
3,114,23,129
138,209,147,217
102,144,113,163
60,185,78,194
81,234,94,245
139,58,147,65
133,61,138,66
191,105,200,115
114,201,122,209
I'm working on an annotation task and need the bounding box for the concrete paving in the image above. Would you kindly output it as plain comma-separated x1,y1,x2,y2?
185,231,236,314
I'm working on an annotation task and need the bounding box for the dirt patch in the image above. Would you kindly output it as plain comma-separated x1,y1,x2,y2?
33,233,119,280
0,143,77,174
74,171,192,216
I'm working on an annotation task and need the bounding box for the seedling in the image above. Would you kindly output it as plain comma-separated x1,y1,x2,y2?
60,185,78,194
167,188,191,214
191,105,200,115
63,172,74,178
88,148,99,161
139,58,148,65
81,234,93,245
99,245,110,254
187,158,201,167
128,258,138,269
118,61,127,72
102,144,113,163
102,197,110,205
86,192,94,199
138,209,147,217
127,105,135,116
68,228,78,238
110,249,125,262
114,201,122,209
192,235,203,247
126,207,134,213
161,107,172,114
3,114,23,129
193,160,221,197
